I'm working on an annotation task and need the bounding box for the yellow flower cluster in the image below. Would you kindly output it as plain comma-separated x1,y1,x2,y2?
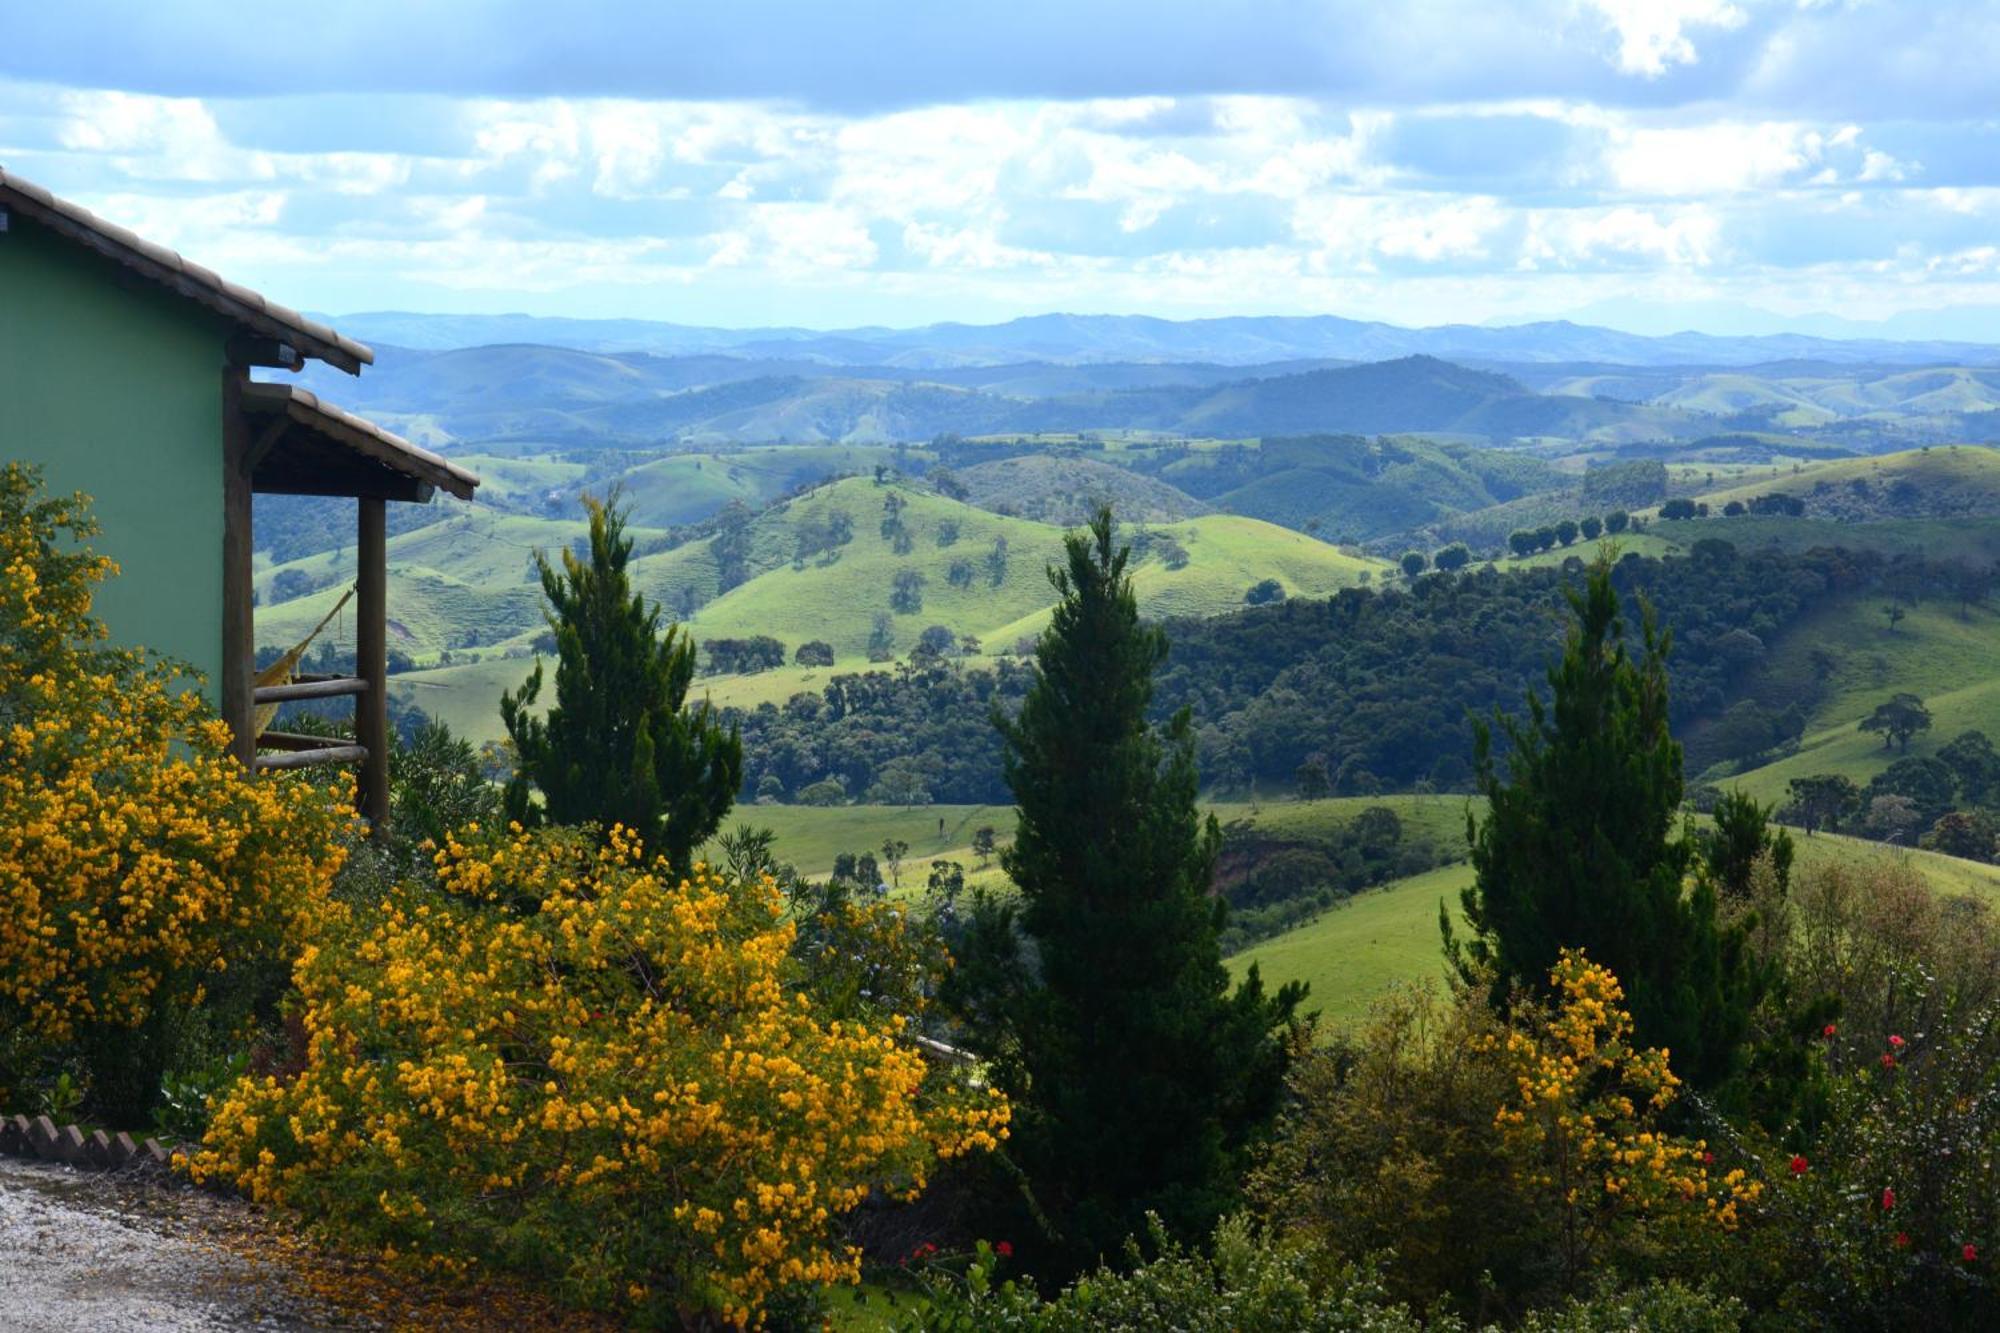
0,464,347,1091
189,824,1008,1327
1484,951,1762,1233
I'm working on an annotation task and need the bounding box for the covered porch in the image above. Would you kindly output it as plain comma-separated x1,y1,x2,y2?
224,380,480,827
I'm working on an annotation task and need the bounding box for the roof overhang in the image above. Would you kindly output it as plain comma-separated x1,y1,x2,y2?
0,167,374,375
242,383,480,503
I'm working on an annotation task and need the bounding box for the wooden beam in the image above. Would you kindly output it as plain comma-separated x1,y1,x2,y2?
356,496,390,837
226,335,303,370
221,370,256,766
254,745,368,772
242,414,290,477
253,676,368,704
250,474,435,503
256,729,351,752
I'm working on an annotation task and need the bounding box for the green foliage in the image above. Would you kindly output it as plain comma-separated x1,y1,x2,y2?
1783,774,1862,835
501,494,742,874
388,718,502,853
1702,790,1794,901
1860,692,1933,751
973,508,1305,1275
1448,559,1758,1090
909,1217,1432,1333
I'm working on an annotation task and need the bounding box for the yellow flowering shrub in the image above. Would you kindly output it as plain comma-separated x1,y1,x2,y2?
0,463,348,1117
190,824,1010,1327
1484,950,1762,1285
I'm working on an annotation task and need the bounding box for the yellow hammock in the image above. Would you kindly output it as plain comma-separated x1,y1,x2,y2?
253,586,355,740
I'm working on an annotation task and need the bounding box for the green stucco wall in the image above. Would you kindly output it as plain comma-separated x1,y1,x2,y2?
0,218,228,698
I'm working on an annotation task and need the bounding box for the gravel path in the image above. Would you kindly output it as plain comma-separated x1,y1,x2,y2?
0,1154,344,1330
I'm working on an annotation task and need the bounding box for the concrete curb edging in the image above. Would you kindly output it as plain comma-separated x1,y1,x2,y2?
0,1112,180,1170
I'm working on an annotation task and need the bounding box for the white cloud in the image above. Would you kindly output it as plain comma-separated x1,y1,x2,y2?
1605,120,1905,194
1580,0,1748,78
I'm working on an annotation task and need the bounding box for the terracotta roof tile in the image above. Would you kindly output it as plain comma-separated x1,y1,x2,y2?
241,382,480,500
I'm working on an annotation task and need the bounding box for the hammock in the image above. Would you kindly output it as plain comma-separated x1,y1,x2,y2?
253,587,356,740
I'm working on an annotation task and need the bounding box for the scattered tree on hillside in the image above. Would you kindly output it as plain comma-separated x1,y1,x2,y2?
502,495,742,876
1534,525,1559,551
1862,793,1923,843
1604,510,1629,534
890,568,926,614
1579,515,1603,541
1446,558,1759,1091
1555,519,1579,547
1881,603,1907,635
966,507,1305,1274
935,517,962,546
1434,543,1472,572
702,635,786,675
947,557,976,588
1245,578,1286,605
880,838,910,889
867,612,896,662
1923,810,1998,861
985,536,1010,586
1295,754,1331,802
1508,529,1538,558
1782,774,1861,835
1865,755,1957,827
972,825,998,868
1938,729,2000,807
794,639,835,668
1859,691,1931,751
1661,499,1700,520
1400,550,1428,578
913,624,958,660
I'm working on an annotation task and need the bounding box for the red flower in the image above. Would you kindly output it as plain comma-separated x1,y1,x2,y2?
1701,1151,1716,1166
1790,1154,1809,1176
1822,1023,1837,1039
1888,1034,1906,1048
1965,1244,1980,1263
1881,1187,1896,1212
1881,1053,1898,1070
995,1241,1014,1259
1894,1232,1912,1249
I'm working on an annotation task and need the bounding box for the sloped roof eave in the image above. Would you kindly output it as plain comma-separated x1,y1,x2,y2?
0,166,374,374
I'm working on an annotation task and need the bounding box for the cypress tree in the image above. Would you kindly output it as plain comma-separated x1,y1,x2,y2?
1446,558,1756,1090
502,495,741,876
983,507,1304,1272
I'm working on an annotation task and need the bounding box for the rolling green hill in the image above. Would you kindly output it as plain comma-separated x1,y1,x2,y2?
1658,445,2000,523
955,454,1209,525
665,479,1384,664
1707,597,2000,805
337,475,1384,745
1229,825,2000,1033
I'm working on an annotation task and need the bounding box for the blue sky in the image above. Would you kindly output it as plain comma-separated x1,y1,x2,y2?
4,0,1998,335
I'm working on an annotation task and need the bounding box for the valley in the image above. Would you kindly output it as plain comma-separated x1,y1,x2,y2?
244,312,2000,1086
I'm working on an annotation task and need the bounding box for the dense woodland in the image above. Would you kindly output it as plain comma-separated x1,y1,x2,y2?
728,542,1955,805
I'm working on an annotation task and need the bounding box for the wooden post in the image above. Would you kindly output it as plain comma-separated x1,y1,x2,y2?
356,496,390,835
220,370,256,766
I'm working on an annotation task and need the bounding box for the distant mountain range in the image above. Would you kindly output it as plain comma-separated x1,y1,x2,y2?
294,349,1698,447
323,309,2000,370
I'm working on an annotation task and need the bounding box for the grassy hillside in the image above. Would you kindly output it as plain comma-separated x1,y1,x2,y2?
677,478,1385,664
348,475,1381,743
1708,596,2000,803
1230,826,2000,1034
956,454,1210,525
1660,445,2000,522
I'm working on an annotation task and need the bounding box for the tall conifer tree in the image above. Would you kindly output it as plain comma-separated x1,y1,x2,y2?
502,495,741,875
983,507,1304,1271
1447,558,1756,1089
